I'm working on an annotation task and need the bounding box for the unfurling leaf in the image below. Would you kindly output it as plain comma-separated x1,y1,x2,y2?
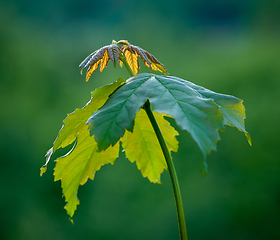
88,73,250,174
123,43,169,75
124,45,139,75
79,40,168,82
122,109,178,183
79,43,123,82
107,43,121,68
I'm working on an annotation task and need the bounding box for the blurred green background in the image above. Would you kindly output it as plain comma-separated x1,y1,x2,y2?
1,0,279,239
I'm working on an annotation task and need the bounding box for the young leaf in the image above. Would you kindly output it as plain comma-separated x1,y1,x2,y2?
122,109,179,183
79,42,123,81
79,40,168,82
87,73,226,167
40,78,125,176
124,45,139,75
123,44,169,75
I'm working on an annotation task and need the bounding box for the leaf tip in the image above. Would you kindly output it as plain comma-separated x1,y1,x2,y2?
69,218,74,225
246,132,252,146
154,179,162,184
86,75,90,82
201,157,208,177
40,166,47,176
64,198,80,219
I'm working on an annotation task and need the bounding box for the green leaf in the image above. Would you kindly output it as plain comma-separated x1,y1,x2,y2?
40,78,125,175
155,75,252,174
88,73,250,173
121,109,178,183
40,78,125,217
87,73,224,156
54,124,119,217
168,76,252,145
53,78,125,152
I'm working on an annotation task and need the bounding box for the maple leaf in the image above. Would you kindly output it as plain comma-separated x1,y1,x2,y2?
79,41,123,82
40,79,125,218
43,39,252,228
42,39,251,239
122,109,178,183
88,73,250,174
54,124,120,217
40,77,179,217
40,78,125,176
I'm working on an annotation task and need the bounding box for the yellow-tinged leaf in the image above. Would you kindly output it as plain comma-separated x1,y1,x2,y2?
136,48,151,68
119,59,123,67
79,40,168,81
54,78,125,152
118,40,129,45
124,49,139,75
40,78,125,178
144,61,151,69
79,43,123,81
121,109,178,183
123,43,168,75
86,59,101,82
41,79,125,216
100,50,109,72
151,62,168,75
54,124,120,217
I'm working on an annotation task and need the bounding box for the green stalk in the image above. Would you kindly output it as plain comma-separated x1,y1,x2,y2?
121,55,188,240
119,54,134,77
143,101,188,240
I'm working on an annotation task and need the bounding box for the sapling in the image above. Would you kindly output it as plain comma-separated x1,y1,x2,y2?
41,40,251,240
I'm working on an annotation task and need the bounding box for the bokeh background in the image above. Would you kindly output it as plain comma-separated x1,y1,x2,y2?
1,0,279,239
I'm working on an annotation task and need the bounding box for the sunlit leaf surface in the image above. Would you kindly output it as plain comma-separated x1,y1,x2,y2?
40,79,125,216
122,109,178,183
54,124,119,217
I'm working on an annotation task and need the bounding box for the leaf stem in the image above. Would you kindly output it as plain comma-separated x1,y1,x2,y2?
119,54,134,77
121,55,187,240
143,100,188,240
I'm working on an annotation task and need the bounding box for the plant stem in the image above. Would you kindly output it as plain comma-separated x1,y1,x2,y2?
119,54,134,77
120,55,188,240
143,100,188,240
